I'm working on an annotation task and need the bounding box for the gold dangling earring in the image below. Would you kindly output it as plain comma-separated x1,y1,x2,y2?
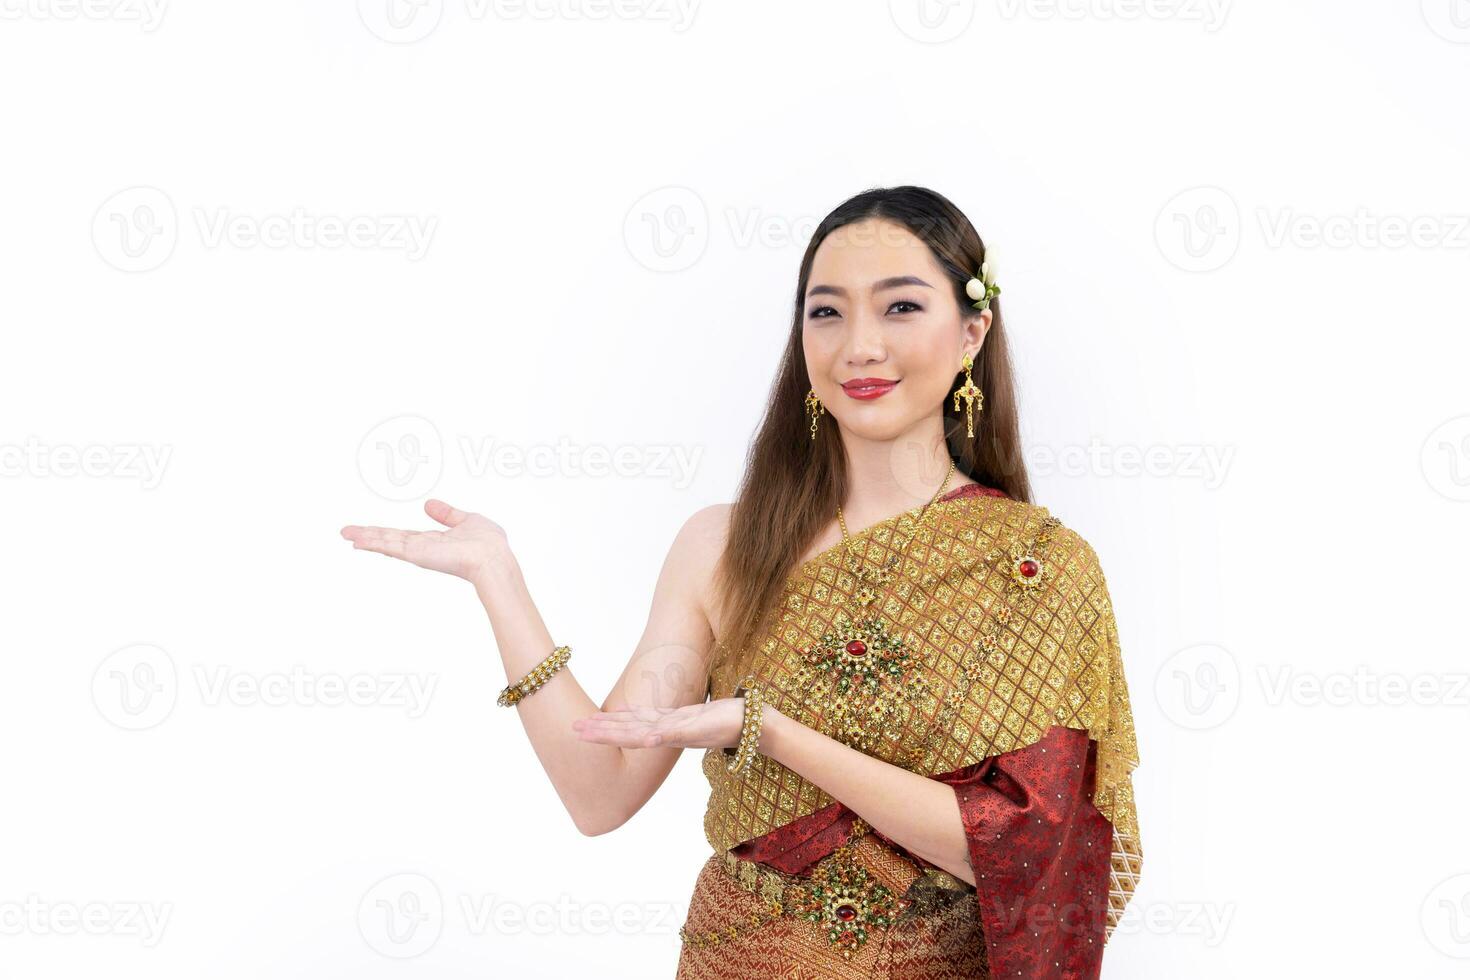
805,387,825,440
952,355,984,438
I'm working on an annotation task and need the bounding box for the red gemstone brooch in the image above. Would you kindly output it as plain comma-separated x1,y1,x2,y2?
987,537,1045,591
786,837,909,959
803,610,912,696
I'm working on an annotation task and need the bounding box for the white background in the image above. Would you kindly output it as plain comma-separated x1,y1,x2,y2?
2,1,1468,976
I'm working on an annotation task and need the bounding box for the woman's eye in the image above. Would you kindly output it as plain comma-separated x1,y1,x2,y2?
808,301,920,319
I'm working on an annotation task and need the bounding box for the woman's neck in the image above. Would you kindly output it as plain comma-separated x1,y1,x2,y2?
837,439,977,527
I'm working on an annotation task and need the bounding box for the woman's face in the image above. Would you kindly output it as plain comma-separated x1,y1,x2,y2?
802,217,989,445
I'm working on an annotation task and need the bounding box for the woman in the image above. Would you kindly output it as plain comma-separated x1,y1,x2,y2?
341,185,1142,978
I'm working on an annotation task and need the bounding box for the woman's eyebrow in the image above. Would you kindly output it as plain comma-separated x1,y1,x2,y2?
806,275,934,299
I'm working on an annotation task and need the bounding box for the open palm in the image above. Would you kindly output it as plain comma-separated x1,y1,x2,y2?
572,698,746,752
341,498,507,582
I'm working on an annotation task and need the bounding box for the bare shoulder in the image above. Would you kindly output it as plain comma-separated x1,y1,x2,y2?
676,502,734,585
679,501,734,554
666,502,734,628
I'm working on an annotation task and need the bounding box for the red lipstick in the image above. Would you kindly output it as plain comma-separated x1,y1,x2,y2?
841,377,899,400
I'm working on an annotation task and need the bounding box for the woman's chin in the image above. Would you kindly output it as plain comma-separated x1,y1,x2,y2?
836,417,917,443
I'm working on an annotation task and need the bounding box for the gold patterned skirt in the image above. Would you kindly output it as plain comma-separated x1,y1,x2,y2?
675,832,990,979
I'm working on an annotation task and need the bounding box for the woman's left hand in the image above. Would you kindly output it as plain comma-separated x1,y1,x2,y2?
572,696,759,751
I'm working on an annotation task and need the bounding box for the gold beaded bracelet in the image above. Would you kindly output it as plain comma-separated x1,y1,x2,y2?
724,678,765,775
497,644,571,707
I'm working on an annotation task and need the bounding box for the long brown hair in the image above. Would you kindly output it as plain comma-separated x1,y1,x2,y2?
709,185,1032,687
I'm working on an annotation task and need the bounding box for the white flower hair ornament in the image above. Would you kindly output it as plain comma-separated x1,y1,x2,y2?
964,249,1000,311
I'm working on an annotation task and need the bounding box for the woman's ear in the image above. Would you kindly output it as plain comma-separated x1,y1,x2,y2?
964,307,992,355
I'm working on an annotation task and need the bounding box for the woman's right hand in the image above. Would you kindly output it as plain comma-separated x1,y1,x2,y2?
340,498,509,585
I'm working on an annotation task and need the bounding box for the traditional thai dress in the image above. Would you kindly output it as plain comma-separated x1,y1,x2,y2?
677,482,1142,979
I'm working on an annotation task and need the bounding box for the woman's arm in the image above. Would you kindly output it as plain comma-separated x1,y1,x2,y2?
473,504,730,836
755,704,976,885
342,498,729,837
572,693,975,880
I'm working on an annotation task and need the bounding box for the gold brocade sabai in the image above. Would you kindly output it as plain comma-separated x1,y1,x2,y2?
700,492,1143,933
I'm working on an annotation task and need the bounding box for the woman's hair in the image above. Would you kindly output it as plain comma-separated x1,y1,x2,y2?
709,185,1032,687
